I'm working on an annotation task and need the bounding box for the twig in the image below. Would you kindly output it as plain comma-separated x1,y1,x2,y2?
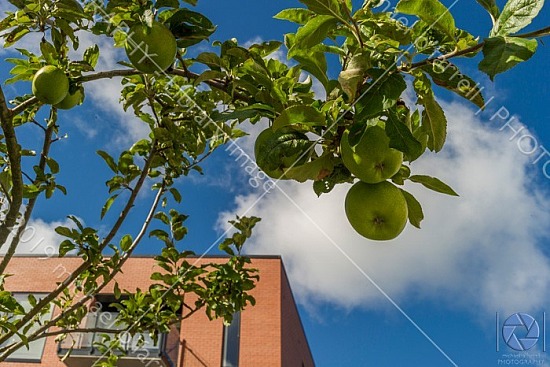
401,25,550,72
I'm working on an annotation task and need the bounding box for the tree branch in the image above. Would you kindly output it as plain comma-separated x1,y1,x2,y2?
0,121,55,274
10,96,39,116
0,145,157,358
0,86,23,253
401,25,550,72
0,181,166,360
4,66,245,117
41,327,124,339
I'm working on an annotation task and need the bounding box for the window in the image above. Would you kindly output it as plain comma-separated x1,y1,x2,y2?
221,312,240,367
93,310,159,354
2,293,54,362
87,296,161,355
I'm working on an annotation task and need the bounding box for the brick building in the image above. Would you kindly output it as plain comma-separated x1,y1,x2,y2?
1,256,315,367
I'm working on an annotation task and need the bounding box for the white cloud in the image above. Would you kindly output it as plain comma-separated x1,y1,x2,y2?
1,218,78,256
70,31,150,143
218,101,550,316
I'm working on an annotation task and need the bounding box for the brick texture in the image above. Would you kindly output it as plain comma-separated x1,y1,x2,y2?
1,256,314,367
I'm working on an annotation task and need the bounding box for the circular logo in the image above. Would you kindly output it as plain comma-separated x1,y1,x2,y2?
502,313,540,351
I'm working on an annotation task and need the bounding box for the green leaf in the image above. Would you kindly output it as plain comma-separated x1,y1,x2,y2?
167,8,216,47
156,0,180,8
195,52,222,69
97,150,118,173
421,93,447,152
422,61,485,109
338,53,372,100
101,195,118,219
46,157,60,174
274,8,316,24
120,234,133,252
476,0,500,24
285,34,329,89
248,41,283,57
284,154,336,182
169,188,182,203
59,240,75,257
40,41,58,65
289,15,338,55
356,71,407,119
491,0,544,36
212,104,275,122
299,0,347,19
395,0,456,39
409,175,459,196
400,189,424,228
478,36,537,80
385,113,424,161
83,45,100,68
272,105,326,131
4,26,30,48
150,229,170,241
256,129,313,173
55,226,74,238
113,282,122,299
194,70,226,86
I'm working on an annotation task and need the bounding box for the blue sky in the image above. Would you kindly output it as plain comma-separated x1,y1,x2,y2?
2,0,550,366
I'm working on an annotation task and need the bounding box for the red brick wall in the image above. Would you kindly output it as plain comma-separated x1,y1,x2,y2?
239,258,282,367
0,256,315,367
281,266,315,367
2,257,164,367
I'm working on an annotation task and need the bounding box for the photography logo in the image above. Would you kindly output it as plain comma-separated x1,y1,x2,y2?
502,313,540,351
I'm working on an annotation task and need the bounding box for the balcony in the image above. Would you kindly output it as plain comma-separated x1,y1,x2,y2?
57,313,180,367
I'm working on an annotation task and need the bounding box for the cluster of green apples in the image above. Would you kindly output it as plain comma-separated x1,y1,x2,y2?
340,126,408,241
32,65,84,109
31,21,177,108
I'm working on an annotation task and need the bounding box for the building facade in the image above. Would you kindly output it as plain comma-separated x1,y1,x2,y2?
1,256,315,367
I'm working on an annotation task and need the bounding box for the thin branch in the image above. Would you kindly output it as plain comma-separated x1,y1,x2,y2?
76,69,144,83
401,24,550,72
0,86,23,253
515,25,550,39
0,122,55,274
41,328,124,339
343,4,364,49
10,96,39,116
98,144,157,248
79,67,249,101
21,170,34,183
0,145,157,357
402,43,484,71
0,67,245,116
0,180,166,360
1,327,127,354
0,119,54,274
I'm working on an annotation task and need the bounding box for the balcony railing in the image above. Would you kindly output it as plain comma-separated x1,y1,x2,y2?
58,325,180,367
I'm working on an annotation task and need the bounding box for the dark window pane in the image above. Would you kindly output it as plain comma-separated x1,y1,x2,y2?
222,312,240,367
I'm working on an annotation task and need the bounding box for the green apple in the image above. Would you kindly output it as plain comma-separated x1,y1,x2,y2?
340,125,403,183
254,127,311,179
125,21,177,73
345,181,408,241
54,86,84,110
32,66,69,105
